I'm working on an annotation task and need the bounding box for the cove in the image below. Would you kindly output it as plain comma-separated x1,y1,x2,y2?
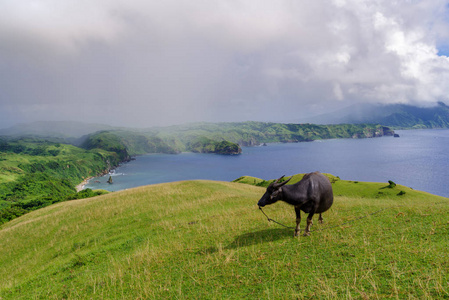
86,129,449,198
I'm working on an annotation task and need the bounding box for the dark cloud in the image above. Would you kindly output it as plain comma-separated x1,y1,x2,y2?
1,0,449,129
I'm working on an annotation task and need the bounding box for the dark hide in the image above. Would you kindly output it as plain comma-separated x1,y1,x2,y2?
257,171,333,236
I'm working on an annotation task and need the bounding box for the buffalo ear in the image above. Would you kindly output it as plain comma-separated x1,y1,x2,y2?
271,188,281,198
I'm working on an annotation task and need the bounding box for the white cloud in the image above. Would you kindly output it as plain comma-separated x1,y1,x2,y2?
0,0,125,55
333,83,344,101
1,0,449,127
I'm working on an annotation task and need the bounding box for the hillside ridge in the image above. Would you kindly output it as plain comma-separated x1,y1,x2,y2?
1,178,448,299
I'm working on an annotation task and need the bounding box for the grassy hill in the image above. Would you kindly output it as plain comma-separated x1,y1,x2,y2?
1,177,448,299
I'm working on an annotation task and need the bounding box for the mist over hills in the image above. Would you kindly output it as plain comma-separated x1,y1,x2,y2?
1,103,448,143
0,121,119,140
306,102,449,128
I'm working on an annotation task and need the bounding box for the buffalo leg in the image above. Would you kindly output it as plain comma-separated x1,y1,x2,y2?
318,213,323,224
294,206,301,237
303,212,315,236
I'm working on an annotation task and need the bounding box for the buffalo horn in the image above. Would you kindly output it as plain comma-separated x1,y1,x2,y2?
273,175,293,188
274,175,285,184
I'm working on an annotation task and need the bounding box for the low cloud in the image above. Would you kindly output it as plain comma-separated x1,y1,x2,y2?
1,0,449,128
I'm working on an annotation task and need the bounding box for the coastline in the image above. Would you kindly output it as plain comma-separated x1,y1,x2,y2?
75,177,93,192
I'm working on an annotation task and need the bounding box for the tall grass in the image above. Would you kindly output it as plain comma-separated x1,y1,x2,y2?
0,179,448,299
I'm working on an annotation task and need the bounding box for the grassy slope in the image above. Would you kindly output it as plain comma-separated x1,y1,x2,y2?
0,179,448,299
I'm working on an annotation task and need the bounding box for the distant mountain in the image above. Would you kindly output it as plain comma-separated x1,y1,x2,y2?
301,103,397,124
306,102,449,128
0,121,120,142
376,102,449,128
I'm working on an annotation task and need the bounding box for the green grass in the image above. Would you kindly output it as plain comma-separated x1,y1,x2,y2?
0,178,448,299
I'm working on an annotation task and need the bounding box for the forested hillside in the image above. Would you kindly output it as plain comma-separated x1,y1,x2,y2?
152,122,394,148
2,121,395,154
77,122,393,156
0,139,116,224
81,131,178,155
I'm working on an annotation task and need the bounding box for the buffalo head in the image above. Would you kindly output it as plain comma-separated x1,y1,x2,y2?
257,175,293,207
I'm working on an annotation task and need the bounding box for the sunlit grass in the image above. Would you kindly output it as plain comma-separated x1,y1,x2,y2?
0,179,448,299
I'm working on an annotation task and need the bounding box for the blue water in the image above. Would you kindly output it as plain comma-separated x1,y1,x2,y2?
86,129,449,198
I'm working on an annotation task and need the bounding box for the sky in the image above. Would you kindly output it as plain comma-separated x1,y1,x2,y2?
1,0,449,129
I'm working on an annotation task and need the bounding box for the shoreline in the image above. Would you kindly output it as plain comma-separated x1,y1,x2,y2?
75,177,93,192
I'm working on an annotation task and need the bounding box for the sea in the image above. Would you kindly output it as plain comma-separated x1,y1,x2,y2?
85,129,449,198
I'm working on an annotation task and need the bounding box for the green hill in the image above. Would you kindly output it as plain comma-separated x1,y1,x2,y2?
2,121,396,155
1,178,447,299
79,122,390,156
153,122,394,147
0,139,121,224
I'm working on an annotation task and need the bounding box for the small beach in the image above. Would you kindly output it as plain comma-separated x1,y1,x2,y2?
75,177,93,192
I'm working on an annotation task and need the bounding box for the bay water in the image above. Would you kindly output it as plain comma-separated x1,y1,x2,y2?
86,129,449,198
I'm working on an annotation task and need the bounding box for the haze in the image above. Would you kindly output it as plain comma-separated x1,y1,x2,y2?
1,0,449,129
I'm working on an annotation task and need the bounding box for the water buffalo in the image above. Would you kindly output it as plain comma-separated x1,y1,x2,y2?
257,171,333,236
